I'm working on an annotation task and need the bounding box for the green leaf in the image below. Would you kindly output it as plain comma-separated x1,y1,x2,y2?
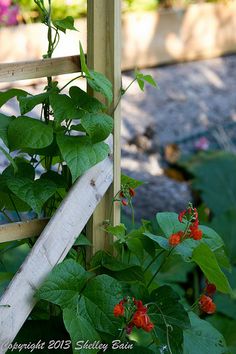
53,16,78,33
69,86,104,113
106,224,127,241
126,238,144,262
211,208,236,264
57,134,110,182
74,234,92,247
7,177,57,216
156,212,184,237
87,71,113,104
207,314,236,353
150,285,190,354
79,42,90,76
184,312,227,354
0,146,18,174
18,93,49,115
50,94,80,122
78,274,123,335
121,174,144,189
0,113,15,146
190,153,236,215
192,243,231,294
8,117,54,151
0,88,28,107
63,309,100,354
135,71,158,91
81,112,113,143
2,158,35,180
36,259,92,309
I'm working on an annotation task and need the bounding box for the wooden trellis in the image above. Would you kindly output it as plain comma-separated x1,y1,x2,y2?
0,0,121,349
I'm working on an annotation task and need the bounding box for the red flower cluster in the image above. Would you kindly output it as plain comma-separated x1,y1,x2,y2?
169,205,203,246
119,188,136,207
113,297,154,334
199,280,216,314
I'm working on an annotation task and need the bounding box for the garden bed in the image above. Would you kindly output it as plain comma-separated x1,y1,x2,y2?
0,2,236,70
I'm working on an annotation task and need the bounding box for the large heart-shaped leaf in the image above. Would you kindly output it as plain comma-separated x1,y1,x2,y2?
37,260,92,309
184,312,227,354
81,112,113,143
0,113,15,146
8,117,54,151
192,243,231,294
63,309,100,354
7,177,57,216
69,86,104,113
149,285,190,354
78,275,123,336
50,94,81,122
156,212,185,237
57,134,110,182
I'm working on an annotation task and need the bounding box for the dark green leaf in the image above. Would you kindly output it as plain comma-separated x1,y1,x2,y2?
53,16,78,33
69,86,104,113
0,88,28,107
50,94,80,122
192,243,231,294
156,212,184,237
184,312,227,354
0,113,15,146
7,177,57,216
8,117,54,151
18,92,49,115
81,112,113,143
63,309,100,354
106,224,126,241
36,259,92,309
57,134,110,182
74,234,92,247
78,274,123,335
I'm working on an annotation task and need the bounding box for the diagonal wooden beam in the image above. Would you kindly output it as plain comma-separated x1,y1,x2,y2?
0,137,113,348
0,55,81,82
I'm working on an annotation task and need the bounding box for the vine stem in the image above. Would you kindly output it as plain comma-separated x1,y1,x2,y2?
144,249,165,273
147,248,174,289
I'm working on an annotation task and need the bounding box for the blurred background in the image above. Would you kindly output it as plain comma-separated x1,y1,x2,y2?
1,1,236,351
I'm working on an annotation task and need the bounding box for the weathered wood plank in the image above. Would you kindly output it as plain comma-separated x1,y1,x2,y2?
0,218,49,244
87,0,121,255
0,138,113,347
0,55,81,82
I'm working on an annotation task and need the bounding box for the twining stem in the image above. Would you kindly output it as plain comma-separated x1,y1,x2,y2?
112,78,137,115
144,249,165,273
147,248,174,289
59,75,83,92
9,194,21,221
0,209,13,223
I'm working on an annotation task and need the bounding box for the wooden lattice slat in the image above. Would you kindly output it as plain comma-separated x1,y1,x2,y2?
0,55,81,82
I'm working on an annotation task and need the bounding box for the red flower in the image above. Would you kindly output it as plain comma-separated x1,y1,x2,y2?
178,210,186,223
121,199,128,206
205,282,216,296
190,227,203,240
129,188,136,197
132,309,154,332
169,231,183,246
114,303,124,317
199,295,216,314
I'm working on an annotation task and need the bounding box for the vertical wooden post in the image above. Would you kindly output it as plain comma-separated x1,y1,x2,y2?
87,0,121,254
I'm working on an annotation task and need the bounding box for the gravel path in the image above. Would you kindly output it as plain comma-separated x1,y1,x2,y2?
1,54,236,221
121,54,236,221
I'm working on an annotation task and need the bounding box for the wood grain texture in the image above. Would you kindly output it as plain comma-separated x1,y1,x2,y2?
0,218,49,244
87,0,121,255
0,138,113,348
0,55,81,82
